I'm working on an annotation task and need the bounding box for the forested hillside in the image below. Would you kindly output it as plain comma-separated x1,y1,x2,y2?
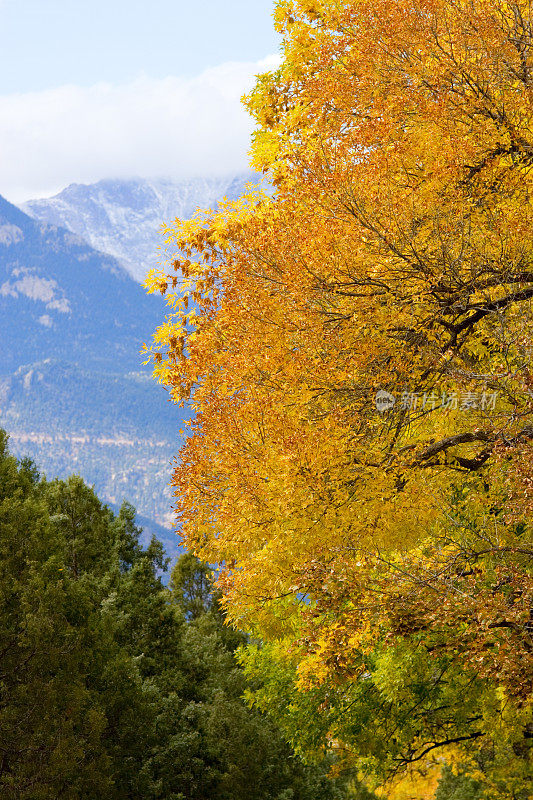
0,193,182,535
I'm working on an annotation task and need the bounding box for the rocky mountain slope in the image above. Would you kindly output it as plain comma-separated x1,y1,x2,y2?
0,193,183,553
23,174,256,281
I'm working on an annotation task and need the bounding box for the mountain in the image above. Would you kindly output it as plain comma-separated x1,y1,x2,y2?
0,193,183,555
23,174,256,281
0,193,163,373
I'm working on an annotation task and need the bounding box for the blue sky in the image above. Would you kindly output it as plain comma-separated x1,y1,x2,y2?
0,1,281,201
0,0,280,93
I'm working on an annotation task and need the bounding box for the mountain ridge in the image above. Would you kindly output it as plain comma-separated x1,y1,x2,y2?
0,193,182,547
23,174,256,281
0,192,162,374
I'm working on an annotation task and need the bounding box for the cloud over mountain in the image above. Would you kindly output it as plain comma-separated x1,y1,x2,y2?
0,55,279,203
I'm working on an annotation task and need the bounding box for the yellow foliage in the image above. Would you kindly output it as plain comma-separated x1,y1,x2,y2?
147,0,533,791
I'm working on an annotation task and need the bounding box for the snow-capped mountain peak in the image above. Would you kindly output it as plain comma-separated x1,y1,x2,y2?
22,174,257,282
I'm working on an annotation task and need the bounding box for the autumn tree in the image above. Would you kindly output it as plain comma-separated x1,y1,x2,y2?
146,0,532,794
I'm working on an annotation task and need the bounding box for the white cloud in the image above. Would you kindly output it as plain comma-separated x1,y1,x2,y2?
0,55,280,203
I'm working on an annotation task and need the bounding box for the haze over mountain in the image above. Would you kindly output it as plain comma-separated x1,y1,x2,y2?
0,192,183,553
23,174,256,281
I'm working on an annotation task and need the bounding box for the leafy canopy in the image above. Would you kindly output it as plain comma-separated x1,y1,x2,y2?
146,0,533,794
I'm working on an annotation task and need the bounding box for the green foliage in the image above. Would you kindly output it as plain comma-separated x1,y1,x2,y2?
170,551,216,620
435,767,485,800
0,434,115,798
0,430,351,799
240,636,533,799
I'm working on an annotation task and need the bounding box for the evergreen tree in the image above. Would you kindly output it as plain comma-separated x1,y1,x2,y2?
0,430,353,799
0,432,113,798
